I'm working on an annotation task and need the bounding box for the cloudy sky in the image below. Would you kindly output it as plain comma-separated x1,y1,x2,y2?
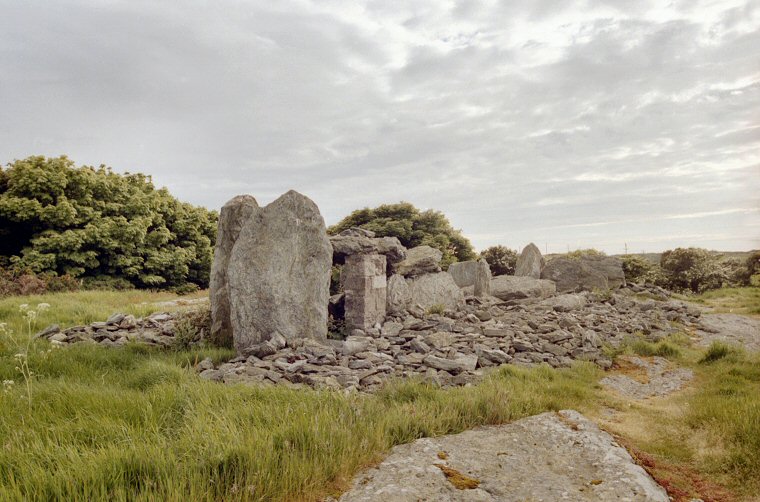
2,0,759,253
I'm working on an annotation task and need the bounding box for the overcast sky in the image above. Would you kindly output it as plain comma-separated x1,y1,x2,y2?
1,0,759,253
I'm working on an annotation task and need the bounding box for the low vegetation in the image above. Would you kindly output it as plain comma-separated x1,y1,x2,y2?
683,286,760,317
1,289,759,500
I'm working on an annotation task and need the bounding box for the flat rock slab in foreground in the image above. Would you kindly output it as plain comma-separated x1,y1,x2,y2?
339,410,667,501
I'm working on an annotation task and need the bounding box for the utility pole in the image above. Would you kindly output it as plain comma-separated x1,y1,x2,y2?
624,242,628,255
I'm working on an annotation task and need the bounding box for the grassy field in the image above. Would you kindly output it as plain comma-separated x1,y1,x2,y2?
680,287,760,317
0,288,759,501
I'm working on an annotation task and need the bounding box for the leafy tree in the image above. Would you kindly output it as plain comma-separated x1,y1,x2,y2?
621,255,667,286
746,251,760,286
0,155,217,289
660,247,725,293
328,202,475,267
480,246,517,276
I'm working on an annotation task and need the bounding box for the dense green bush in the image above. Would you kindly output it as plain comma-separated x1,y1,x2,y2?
621,255,667,286
660,247,726,293
328,202,475,268
0,156,217,290
480,245,517,276
565,248,606,260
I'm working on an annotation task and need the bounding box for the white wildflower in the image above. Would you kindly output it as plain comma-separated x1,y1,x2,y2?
18,304,29,312
37,303,51,312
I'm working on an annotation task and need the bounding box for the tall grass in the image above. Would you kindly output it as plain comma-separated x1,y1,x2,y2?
684,286,760,316
0,357,602,501
685,350,760,496
2,289,760,500
0,289,603,501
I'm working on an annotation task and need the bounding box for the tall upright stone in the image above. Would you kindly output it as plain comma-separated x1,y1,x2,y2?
473,259,492,297
387,274,412,315
449,259,492,297
227,190,332,354
515,243,544,279
209,195,259,347
343,254,387,331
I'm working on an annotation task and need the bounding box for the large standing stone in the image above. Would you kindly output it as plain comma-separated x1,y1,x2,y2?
408,272,464,310
209,195,259,347
387,274,412,315
227,190,332,354
343,254,387,331
490,275,556,301
474,259,491,297
393,246,442,277
541,258,608,293
515,243,544,279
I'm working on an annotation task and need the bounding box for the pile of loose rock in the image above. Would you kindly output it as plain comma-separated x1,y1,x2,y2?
36,312,181,348
194,289,703,391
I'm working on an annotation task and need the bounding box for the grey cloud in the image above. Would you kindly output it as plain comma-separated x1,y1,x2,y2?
1,0,758,253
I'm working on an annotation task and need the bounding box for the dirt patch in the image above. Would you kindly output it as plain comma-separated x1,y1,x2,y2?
601,356,693,399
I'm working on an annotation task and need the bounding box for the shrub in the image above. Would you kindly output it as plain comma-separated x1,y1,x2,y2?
171,283,200,296
328,202,476,268
172,308,211,350
81,276,135,291
661,247,726,293
699,342,741,364
0,268,80,298
566,248,606,260
427,304,445,315
480,246,517,276
0,155,217,291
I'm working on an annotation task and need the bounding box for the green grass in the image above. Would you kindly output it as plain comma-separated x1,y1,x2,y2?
2,289,760,500
0,289,604,501
680,286,760,316
683,350,760,497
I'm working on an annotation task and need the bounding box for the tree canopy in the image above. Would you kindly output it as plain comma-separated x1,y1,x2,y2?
328,202,476,267
0,156,217,289
480,245,517,276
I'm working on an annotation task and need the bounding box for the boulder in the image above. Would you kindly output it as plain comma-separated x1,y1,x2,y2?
448,259,492,296
515,242,544,279
448,260,479,287
393,246,442,277
490,275,556,301
343,254,387,331
408,272,464,310
541,257,625,293
330,228,407,265
581,255,626,289
539,293,587,312
473,259,491,297
338,411,669,502
209,195,260,346
228,190,332,354
386,274,412,315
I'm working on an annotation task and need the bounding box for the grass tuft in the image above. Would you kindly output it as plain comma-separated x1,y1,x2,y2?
699,341,742,364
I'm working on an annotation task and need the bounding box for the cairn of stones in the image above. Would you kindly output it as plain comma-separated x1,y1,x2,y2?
41,193,709,392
